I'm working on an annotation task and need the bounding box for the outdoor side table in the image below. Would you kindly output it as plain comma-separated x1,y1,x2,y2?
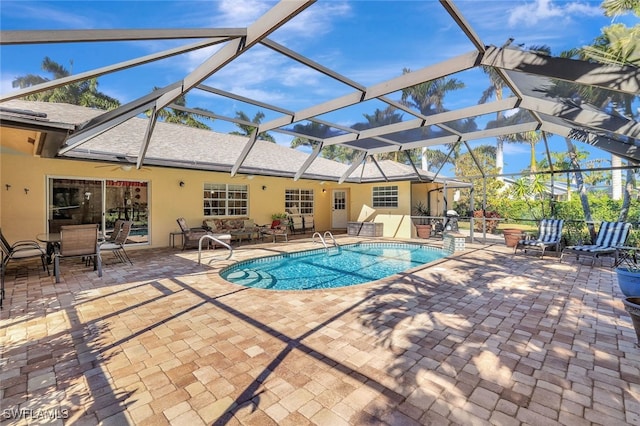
615,246,638,268
169,231,183,249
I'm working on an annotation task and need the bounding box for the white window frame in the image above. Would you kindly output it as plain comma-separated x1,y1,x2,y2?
203,183,248,217
372,185,398,208
285,188,314,215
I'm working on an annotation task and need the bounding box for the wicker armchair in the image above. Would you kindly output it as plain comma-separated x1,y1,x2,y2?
176,217,211,250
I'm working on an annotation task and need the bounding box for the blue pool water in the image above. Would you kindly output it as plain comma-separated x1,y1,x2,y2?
221,243,446,290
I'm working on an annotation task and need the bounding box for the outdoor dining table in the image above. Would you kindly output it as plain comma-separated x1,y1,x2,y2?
37,232,106,244
37,232,61,264
36,232,105,263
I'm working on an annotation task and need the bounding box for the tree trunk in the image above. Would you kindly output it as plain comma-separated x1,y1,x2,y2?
612,155,622,200
496,139,504,182
421,147,428,171
566,138,596,242
618,167,635,222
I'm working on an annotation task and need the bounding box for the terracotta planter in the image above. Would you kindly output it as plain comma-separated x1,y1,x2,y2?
502,228,524,248
416,224,432,239
622,297,640,345
616,268,640,297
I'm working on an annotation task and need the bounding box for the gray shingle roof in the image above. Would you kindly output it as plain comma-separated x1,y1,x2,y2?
1,100,468,185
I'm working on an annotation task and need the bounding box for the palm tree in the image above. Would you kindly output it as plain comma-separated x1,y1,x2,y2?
511,175,550,219
400,70,465,171
289,121,355,163
351,106,403,161
582,0,639,66
479,65,508,180
290,121,330,150
582,0,639,216
480,45,550,179
230,111,275,142
12,57,120,110
549,1,639,213
541,149,589,201
149,87,211,129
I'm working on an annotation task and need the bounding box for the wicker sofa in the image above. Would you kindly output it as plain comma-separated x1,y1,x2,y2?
203,218,249,233
203,218,261,243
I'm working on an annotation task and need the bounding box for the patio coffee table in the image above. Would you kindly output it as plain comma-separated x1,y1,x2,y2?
230,230,256,246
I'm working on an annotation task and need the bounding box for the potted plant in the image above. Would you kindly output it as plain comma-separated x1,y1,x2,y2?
271,213,288,221
615,249,640,297
270,212,288,226
412,201,432,239
622,297,640,345
502,227,525,248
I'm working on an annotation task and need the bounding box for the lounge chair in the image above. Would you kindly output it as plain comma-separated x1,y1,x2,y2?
303,215,315,233
54,224,102,283
290,215,304,234
0,228,50,307
560,221,632,265
514,219,564,258
100,220,133,264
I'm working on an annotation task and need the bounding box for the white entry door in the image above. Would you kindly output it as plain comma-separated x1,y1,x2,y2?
332,190,348,229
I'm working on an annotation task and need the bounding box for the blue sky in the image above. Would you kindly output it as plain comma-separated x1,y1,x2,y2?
1,0,636,175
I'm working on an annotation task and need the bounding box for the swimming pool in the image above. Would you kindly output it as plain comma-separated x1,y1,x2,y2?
221,242,447,290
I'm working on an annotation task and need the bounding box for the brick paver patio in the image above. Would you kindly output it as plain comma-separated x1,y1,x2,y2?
1,236,639,425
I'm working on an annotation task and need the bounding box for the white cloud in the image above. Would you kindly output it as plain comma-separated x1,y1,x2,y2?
0,75,16,95
212,0,352,41
502,143,531,155
273,2,352,41
507,0,601,27
214,0,275,27
2,3,94,27
166,2,354,111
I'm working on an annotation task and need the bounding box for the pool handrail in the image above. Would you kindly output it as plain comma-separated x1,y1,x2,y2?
198,234,233,264
312,231,339,248
312,232,327,248
324,231,339,247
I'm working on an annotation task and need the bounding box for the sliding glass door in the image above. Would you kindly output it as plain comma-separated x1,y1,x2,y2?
48,177,149,244
105,180,148,243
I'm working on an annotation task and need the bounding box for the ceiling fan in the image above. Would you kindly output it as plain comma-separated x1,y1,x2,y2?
94,163,151,172
94,156,151,172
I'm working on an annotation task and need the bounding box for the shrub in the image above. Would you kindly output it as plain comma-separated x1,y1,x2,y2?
473,210,500,233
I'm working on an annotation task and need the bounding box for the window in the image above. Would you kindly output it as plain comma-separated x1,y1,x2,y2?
372,185,398,208
48,177,149,244
203,183,248,216
285,189,314,214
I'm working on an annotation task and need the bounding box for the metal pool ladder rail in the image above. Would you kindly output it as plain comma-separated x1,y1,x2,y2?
198,235,233,264
312,231,339,248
